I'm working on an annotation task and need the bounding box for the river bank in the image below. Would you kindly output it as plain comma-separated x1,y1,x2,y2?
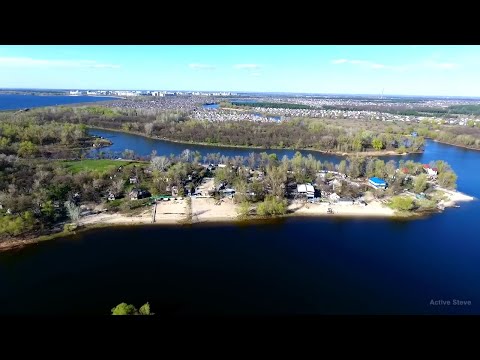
87,126,420,157
430,139,480,152
1,190,474,253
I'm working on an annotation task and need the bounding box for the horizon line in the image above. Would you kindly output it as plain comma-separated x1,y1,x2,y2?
0,87,479,99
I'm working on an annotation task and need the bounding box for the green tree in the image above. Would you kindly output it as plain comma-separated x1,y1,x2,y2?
347,156,364,179
139,302,153,315
385,160,397,179
365,158,375,178
111,302,153,315
41,200,56,223
389,196,414,212
437,171,457,189
256,195,288,216
433,160,451,174
237,201,251,218
413,173,428,193
265,165,287,198
374,159,386,178
371,137,384,150
111,303,138,315
18,141,38,157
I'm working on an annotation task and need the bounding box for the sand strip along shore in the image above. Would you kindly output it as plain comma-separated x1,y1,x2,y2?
71,188,478,227
288,200,396,217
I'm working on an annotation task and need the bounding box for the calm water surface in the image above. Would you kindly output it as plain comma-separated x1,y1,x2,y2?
0,94,116,110
1,129,479,315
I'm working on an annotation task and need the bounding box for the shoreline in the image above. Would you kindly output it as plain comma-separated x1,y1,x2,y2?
87,126,422,157
430,138,480,152
1,191,475,252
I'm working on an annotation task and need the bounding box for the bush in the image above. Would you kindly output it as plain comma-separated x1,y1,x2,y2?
388,196,414,212
256,195,288,216
0,211,35,237
120,198,150,211
237,201,251,218
105,199,123,212
415,198,437,212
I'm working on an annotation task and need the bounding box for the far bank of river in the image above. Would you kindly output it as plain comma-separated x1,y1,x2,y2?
87,126,420,158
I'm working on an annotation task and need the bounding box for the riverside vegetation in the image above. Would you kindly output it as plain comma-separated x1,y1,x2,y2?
0,105,466,248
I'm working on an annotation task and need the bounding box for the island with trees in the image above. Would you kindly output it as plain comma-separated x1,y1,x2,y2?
0,101,476,251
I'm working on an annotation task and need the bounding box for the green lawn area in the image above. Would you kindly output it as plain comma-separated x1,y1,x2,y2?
61,159,146,174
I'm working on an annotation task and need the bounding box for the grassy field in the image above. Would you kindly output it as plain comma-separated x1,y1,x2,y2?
61,159,146,174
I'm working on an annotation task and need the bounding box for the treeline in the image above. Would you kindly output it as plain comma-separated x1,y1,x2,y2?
230,101,314,109
321,104,473,117
415,120,480,149
446,104,480,115
0,113,89,158
146,119,424,153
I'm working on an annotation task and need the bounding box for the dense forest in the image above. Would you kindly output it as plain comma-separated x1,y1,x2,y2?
15,106,425,154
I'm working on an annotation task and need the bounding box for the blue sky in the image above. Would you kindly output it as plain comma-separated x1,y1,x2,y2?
0,45,479,96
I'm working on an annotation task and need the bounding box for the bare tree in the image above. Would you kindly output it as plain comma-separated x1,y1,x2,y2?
150,156,171,172
247,152,256,169
109,178,125,197
144,123,154,136
122,149,136,160
181,149,192,162
64,200,81,223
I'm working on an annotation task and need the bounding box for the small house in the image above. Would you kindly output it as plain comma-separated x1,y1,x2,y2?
297,183,315,199
369,177,387,189
129,177,138,184
129,188,151,200
108,192,116,201
423,165,438,176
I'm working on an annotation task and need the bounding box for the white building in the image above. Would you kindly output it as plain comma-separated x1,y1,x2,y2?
297,183,315,198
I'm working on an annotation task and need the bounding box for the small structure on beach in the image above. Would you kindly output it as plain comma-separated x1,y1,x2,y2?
297,183,315,199
369,177,387,189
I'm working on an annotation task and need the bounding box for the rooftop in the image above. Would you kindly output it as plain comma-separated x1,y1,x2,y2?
369,177,387,185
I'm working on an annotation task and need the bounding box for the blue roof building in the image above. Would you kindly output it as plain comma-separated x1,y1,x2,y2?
369,177,387,189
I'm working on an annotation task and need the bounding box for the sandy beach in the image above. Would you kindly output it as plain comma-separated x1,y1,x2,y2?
75,188,476,227
79,199,188,226
191,197,239,223
288,200,396,217
436,187,476,208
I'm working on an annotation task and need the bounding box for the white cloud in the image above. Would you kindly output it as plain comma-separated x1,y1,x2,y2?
234,64,261,70
0,57,120,69
331,58,458,71
188,63,216,70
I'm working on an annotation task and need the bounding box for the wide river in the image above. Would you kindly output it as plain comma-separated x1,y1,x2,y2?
0,129,479,315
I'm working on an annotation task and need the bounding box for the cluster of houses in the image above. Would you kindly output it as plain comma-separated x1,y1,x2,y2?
99,157,443,210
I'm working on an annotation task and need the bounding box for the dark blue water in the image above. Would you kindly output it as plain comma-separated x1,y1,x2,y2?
0,131,479,315
0,94,116,111
88,128,346,163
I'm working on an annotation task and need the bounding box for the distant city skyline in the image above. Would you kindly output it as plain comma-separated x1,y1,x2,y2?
1,45,480,97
